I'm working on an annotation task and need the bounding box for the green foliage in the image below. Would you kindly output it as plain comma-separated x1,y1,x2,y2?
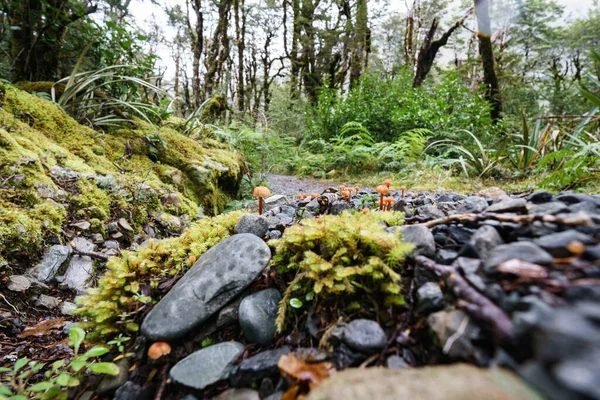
75,210,246,340
0,327,118,399
308,70,494,143
271,211,414,332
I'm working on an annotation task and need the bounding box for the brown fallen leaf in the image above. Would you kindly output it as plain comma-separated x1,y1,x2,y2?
496,259,548,279
20,318,67,338
278,353,335,390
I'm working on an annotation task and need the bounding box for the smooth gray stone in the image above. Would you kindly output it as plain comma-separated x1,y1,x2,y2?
484,242,553,274
527,191,553,204
141,234,271,341
534,230,595,258
63,252,94,294
471,225,504,260
7,275,31,292
386,355,409,369
239,289,281,345
486,197,527,214
453,196,488,214
234,214,269,238
417,204,444,220
529,202,570,216
416,282,444,314
341,319,387,354
229,347,291,387
214,389,260,400
400,225,435,257
28,244,71,282
169,342,244,389
97,359,130,394
36,294,59,309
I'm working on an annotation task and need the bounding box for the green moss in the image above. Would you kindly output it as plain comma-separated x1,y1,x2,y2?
75,210,247,340
90,218,105,236
72,180,112,221
271,211,414,332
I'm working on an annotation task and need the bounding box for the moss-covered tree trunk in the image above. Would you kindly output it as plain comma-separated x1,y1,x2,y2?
188,0,204,109
204,0,232,97
233,0,246,113
474,0,502,121
289,0,302,98
349,0,368,89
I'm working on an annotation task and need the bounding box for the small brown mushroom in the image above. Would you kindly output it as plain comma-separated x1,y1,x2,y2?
400,186,406,199
253,186,271,215
362,207,370,214
567,240,585,256
148,342,171,360
355,186,360,195
311,192,319,199
384,179,393,188
376,185,389,210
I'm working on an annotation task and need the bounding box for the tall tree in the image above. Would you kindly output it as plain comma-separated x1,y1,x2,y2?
349,0,368,88
204,0,233,97
185,0,203,108
474,0,502,121
233,0,246,112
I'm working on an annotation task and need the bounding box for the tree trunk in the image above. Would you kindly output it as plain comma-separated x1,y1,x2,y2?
289,0,302,97
349,0,367,88
413,8,473,88
204,0,232,97
234,0,246,113
188,0,203,109
474,0,502,121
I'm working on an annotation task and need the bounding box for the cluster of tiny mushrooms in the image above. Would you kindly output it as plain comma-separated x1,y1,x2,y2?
251,180,407,216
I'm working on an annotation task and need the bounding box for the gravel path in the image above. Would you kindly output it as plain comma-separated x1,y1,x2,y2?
266,174,360,196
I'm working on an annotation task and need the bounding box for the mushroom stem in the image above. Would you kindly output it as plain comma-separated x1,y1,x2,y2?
379,194,384,211
258,197,264,215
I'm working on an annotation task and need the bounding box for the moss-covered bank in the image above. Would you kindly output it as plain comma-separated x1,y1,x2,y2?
0,83,244,266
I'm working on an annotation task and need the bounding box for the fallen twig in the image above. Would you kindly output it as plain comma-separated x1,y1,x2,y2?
71,245,110,261
0,293,22,315
415,212,595,229
153,363,170,400
415,255,514,344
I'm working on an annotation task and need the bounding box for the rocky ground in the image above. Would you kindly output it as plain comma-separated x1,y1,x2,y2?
2,176,600,400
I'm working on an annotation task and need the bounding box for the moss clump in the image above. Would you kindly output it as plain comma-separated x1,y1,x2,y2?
72,179,112,221
75,210,246,340
272,211,414,332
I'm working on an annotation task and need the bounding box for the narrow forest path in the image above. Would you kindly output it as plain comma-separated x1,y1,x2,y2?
266,174,365,196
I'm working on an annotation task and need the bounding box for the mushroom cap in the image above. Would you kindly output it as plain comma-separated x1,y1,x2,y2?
376,185,389,195
253,186,271,197
567,240,585,255
400,185,406,190
384,179,393,187
355,186,360,190
311,193,319,199
362,207,370,214
148,342,171,360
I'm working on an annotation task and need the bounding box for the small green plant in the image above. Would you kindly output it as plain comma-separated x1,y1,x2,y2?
271,211,414,332
106,334,131,355
359,194,379,209
0,327,118,399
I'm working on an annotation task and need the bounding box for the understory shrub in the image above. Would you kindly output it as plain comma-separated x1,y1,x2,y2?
271,211,414,332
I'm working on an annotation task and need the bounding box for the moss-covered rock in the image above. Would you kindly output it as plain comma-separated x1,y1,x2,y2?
0,83,244,265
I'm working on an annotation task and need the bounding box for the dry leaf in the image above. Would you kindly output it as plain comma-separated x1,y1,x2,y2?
278,353,335,390
21,318,67,337
496,259,548,279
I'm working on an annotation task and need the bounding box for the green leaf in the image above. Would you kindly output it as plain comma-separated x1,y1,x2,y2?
52,360,65,371
0,385,12,395
27,382,54,392
69,360,86,373
305,291,314,301
289,298,303,309
9,395,28,400
13,358,28,372
68,327,85,355
82,346,109,359
55,372,79,387
0,367,11,373
89,362,120,376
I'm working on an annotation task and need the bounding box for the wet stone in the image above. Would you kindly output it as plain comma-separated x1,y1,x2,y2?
8,275,31,292
141,234,271,341
234,214,269,238
340,319,387,354
471,225,504,260
417,205,444,220
169,342,244,389
453,196,488,214
229,347,291,387
486,197,527,214
528,202,570,216
534,230,595,258
28,245,71,282
400,225,435,258
484,242,553,274
527,191,553,204
238,289,281,345
36,294,59,309
416,282,444,314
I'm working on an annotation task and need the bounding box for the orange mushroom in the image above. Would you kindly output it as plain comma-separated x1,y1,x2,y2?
376,185,389,211
311,193,319,199
362,207,370,214
384,179,392,188
355,186,360,195
253,186,271,215
567,240,585,256
148,342,171,360
189,255,197,264
400,185,406,199
387,197,395,211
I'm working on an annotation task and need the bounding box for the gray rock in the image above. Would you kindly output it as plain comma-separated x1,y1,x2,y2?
250,195,290,213
486,197,527,213
169,342,244,389
454,196,488,214
97,359,130,394
36,294,59,309
554,192,600,205
341,319,387,354
229,347,291,387
400,225,435,257
8,275,31,292
63,253,94,294
60,301,77,315
104,240,120,250
534,230,595,258
305,198,320,213
279,205,296,218
456,257,481,275
141,234,271,341
234,214,269,238
266,216,285,231
114,381,143,400
437,202,459,213
28,245,71,282
436,249,457,265
71,221,91,230
330,201,351,215
239,289,281,345
553,349,600,399
471,225,504,260
529,202,570,216
214,389,260,400
484,242,553,274
428,309,489,365
527,191,553,204
416,282,444,314
519,361,579,400
417,204,444,220
118,218,134,232
386,355,409,369
269,230,282,240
